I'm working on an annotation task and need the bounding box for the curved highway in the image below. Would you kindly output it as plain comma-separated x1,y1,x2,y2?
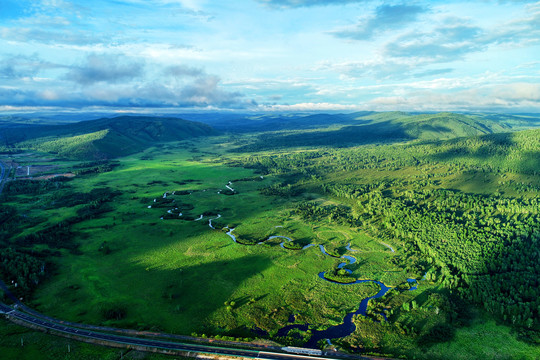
0,178,385,360
1,302,260,358
0,301,372,360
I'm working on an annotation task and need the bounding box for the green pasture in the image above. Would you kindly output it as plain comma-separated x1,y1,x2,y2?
418,318,540,360
25,140,400,340
3,133,538,359
0,319,179,360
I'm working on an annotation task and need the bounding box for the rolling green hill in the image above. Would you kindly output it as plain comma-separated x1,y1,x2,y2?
18,129,143,160
187,110,539,136
234,112,517,151
369,112,510,140
0,116,217,160
424,127,540,174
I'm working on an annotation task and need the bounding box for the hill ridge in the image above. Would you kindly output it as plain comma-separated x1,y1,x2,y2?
0,115,217,160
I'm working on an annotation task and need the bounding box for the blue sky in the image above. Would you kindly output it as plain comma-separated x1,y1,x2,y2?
1,0,539,113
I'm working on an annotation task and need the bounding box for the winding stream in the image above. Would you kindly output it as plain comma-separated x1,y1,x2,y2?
219,226,408,347
148,185,414,348
208,214,221,229
345,242,358,252
273,251,391,348
380,242,395,253
225,227,237,242
255,232,401,347
279,278,392,348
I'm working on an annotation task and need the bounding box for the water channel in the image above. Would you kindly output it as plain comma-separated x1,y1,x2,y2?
218,222,411,348
156,186,415,349
235,230,405,348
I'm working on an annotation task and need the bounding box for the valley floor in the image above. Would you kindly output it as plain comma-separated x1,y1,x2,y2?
1,132,539,359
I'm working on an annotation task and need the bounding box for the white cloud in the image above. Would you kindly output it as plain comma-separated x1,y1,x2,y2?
493,82,540,101
331,4,427,40
368,82,540,112
261,102,363,111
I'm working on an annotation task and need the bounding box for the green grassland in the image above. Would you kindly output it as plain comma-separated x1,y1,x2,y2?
1,122,539,359
0,319,188,360
3,139,403,339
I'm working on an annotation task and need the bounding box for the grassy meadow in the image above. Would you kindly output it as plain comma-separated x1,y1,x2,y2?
1,129,539,359
4,138,401,340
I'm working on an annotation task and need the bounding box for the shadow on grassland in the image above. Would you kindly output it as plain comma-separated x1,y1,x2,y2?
142,255,272,333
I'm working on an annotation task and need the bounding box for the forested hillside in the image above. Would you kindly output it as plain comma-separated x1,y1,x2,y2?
231,112,532,151
0,116,216,160
234,127,540,342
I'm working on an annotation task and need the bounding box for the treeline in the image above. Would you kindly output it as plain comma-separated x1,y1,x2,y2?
49,187,121,210
0,203,50,297
0,248,48,298
1,177,68,199
232,128,540,176
0,205,18,241
260,183,301,197
229,150,327,175
293,202,354,226
19,224,76,252
73,160,119,175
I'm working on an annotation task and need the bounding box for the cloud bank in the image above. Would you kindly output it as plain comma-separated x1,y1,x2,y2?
1,0,539,112
66,54,145,85
256,0,368,9
332,4,426,40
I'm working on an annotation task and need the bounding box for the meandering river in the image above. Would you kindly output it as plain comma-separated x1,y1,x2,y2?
228,229,403,348
218,222,409,348
152,185,413,348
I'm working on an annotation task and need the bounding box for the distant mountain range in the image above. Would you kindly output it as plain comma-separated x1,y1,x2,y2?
1,111,539,159
230,111,540,151
176,111,540,134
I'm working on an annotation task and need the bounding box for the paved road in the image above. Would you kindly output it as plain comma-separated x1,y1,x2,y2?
0,303,255,358
0,163,375,360
1,302,370,360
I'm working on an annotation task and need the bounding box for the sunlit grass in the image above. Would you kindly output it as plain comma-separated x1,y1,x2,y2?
5,134,537,359
26,140,403,339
